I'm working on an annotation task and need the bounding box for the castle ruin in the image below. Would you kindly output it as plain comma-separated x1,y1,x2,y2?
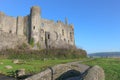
0,6,75,49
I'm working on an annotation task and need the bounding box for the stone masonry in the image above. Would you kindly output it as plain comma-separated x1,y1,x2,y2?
0,31,26,50
0,6,75,49
24,63,105,80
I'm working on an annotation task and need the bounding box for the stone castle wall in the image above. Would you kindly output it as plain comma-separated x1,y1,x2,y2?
0,31,27,50
0,6,75,49
16,16,24,35
39,19,74,49
0,12,17,34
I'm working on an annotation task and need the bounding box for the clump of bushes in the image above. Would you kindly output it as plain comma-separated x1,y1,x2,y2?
0,48,87,60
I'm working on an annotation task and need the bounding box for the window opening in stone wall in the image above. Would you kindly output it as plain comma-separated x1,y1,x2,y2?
48,34,50,39
54,31,58,40
41,23,44,27
70,32,72,37
62,29,64,36
33,26,35,30
70,32,72,41
9,30,12,33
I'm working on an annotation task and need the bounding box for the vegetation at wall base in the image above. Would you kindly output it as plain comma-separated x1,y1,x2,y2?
29,38,34,47
0,48,87,60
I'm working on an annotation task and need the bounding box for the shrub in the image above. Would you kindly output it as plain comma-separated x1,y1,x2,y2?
0,48,87,60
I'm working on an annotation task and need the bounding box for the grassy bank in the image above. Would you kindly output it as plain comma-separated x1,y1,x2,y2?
0,58,87,76
0,48,87,76
83,58,120,80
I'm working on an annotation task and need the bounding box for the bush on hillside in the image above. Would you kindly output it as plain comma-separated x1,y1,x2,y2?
0,48,87,60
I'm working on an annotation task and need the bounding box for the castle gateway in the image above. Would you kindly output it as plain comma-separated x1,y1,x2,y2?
0,6,75,49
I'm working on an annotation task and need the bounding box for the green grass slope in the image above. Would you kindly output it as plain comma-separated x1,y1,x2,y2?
0,48,87,76
83,58,120,80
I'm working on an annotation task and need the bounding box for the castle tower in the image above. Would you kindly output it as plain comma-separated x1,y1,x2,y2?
30,6,41,46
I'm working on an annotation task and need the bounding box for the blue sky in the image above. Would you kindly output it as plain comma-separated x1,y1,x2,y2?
0,0,120,53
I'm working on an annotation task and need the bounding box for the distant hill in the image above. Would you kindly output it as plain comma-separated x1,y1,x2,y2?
88,52,120,57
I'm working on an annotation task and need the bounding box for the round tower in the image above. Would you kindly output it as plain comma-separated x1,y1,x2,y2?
30,6,41,47
31,6,41,16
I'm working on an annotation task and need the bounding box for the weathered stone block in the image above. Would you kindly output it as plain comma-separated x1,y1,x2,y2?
84,65,105,80
16,69,25,77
